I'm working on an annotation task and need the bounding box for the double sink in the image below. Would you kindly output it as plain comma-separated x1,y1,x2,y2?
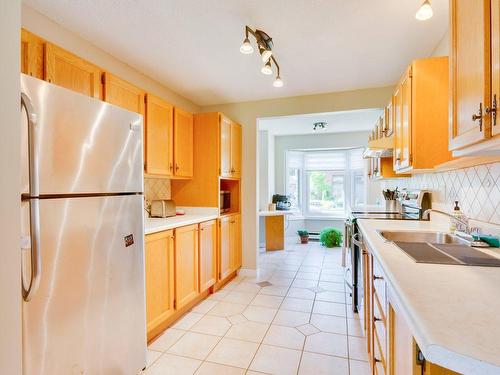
377,230,500,267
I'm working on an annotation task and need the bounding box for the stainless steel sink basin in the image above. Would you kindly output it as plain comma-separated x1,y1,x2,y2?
377,230,469,245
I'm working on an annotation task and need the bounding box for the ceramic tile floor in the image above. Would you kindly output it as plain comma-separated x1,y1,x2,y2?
146,241,370,375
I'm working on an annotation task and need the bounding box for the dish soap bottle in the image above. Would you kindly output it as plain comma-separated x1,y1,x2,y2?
450,201,462,232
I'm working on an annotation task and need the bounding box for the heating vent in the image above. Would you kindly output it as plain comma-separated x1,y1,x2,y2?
308,231,320,241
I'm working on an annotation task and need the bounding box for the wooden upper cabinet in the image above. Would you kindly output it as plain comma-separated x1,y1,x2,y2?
145,94,174,176
173,107,194,178
450,0,491,151
220,115,232,177
230,123,242,178
385,100,394,137
220,115,242,178
45,43,102,99
199,220,217,292
491,0,500,138
21,29,44,79
393,57,450,173
145,230,175,341
102,72,145,115
174,224,199,309
399,66,412,170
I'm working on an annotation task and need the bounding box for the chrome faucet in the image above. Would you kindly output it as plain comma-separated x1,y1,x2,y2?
422,209,475,234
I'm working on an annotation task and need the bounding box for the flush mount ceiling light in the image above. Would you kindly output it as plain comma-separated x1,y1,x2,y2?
240,26,283,88
416,0,433,21
313,122,327,131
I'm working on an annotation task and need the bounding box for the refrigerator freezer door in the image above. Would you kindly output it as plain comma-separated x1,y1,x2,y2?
22,195,146,375
20,74,143,195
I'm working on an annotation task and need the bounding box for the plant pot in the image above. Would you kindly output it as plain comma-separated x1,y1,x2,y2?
300,236,309,244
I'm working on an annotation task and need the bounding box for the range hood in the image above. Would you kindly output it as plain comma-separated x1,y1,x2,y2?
363,135,394,158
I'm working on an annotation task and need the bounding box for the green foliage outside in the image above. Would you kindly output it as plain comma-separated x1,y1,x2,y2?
320,228,343,248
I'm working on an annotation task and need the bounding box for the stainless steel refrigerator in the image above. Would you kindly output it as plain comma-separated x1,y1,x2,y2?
20,74,147,375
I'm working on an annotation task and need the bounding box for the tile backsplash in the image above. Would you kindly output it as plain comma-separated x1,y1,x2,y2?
144,178,171,202
381,162,500,225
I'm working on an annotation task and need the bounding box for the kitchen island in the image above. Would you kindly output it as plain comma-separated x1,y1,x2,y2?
357,218,500,375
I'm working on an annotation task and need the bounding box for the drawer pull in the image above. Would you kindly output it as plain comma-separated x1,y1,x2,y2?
374,316,382,322
373,275,384,280
374,357,382,363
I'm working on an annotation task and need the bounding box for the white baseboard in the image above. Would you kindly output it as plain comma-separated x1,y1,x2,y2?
237,268,257,277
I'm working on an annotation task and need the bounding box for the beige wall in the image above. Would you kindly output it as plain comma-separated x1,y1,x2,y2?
22,4,201,114
0,0,22,374
202,85,394,269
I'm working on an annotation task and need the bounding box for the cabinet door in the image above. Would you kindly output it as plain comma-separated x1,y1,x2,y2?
102,72,145,115
21,29,44,79
199,220,217,292
220,115,232,177
385,100,394,137
45,43,102,99
145,230,175,340
173,107,194,178
393,88,402,170
218,217,232,280
450,0,491,149
175,224,199,309
230,123,242,178
145,94,174,176
399,67,412,170
231,214,242,269
492,0,500,137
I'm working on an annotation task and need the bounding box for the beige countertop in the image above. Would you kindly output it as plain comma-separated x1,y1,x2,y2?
145,207,218,235
357,219,500,375
258,210,294,217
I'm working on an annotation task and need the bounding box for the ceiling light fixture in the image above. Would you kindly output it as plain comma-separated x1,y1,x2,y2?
416,0,433,21
313,122,327,131
240,26,283,87
261,60,273,75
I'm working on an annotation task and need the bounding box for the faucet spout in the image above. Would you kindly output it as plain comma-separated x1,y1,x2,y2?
422,209,472,233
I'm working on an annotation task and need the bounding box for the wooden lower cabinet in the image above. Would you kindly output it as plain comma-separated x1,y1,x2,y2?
199,220,217,292
175,224,199,309
145,230,175,341
218,214,242,281
362,240,459,375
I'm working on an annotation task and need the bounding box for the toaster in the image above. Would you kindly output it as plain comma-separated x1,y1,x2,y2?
150,199,177,218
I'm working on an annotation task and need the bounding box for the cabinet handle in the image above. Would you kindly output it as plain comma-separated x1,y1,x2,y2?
472,103,483,131
175,163,179,171
373,275,384,280
169,163,173,171
374,316,382,322
486,94,497,126
374,357,382,364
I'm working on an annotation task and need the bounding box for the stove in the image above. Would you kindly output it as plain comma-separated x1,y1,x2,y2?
342,190,431,314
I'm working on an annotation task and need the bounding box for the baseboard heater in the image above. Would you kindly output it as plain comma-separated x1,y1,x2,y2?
308,231,320,241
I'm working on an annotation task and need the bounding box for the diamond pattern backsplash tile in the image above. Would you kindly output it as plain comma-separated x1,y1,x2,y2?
144,178,171,202
381,162,500,225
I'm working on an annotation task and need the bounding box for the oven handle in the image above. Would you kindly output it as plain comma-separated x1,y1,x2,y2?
352,233,365,250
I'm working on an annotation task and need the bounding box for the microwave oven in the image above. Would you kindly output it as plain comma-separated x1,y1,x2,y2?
220,190,231,213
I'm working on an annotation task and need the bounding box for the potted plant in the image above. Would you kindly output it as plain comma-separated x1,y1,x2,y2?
297,230,309,244
320,228,343,248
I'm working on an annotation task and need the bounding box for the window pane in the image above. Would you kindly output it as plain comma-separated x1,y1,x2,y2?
352,172,365,206
287,167,300,209
308,171,344,214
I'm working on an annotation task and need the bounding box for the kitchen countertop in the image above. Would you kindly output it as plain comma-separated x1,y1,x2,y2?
357,219,500,375
258,210,294,217
145,207,219,235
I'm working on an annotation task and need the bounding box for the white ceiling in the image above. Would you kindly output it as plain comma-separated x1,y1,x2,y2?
259,109,384,136
24,0,449,106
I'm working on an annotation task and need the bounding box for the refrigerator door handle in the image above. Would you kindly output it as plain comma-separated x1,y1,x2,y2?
21,92,41,302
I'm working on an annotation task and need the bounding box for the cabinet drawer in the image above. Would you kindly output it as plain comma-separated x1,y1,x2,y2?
372,258,387,314
373,326,387,375
373,292,387,360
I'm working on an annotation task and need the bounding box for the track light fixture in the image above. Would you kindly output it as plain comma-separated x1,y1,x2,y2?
240,26,283,88
416,0,433,21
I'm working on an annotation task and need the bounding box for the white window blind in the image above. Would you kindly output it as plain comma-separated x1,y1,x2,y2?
305,151,346,171
349,148,365,170
286,151,304,169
